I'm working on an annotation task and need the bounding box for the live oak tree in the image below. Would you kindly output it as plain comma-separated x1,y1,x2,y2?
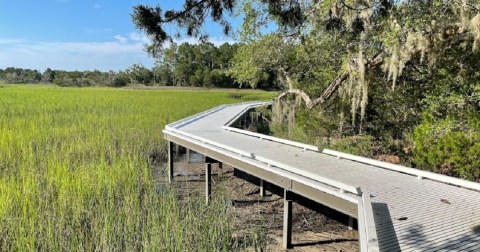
43,68,55,83
129,63,154,85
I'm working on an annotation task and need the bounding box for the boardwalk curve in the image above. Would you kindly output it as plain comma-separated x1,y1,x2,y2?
163,101,480,251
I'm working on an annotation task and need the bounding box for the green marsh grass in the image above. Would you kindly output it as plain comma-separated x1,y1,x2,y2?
0,85,273,251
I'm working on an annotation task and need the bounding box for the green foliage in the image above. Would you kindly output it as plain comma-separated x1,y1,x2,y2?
413,112,480,181
5,68,121,87
0,67,42,84
43,68,55,83
0,85,273,250
156,42,241,88
330,135,376,158
129,63,154,85
132,1,235,54
112,75,130,87
228,35,287,89
293,106,337,144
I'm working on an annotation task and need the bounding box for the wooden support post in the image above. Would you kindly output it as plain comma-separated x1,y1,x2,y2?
283,190,293,249
175,144,179,157
205,163,212,206
186,148,190,164
348,216,354,231
218,162,223,177
168,141,174,183
259,179,266,197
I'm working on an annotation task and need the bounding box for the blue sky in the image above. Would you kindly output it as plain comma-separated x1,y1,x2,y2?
0,1,237,71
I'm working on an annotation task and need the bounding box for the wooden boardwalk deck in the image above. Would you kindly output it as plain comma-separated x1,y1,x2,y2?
163,102,480,251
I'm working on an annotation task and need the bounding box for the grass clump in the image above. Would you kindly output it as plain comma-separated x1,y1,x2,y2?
0,85,273,251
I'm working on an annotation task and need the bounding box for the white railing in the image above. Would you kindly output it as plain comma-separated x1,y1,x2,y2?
358,193,379,252
223,126,319,152
164,126,361,196
323,149,480,192
167,105,227,128
163,128,360,203
167,101,269,129
254,155,360,195
222,101,272,127
221,101,319,152
165,125,254,158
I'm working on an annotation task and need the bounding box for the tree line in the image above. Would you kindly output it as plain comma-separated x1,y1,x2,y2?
0,42,278,89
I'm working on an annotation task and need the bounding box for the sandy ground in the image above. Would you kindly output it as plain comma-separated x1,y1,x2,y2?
155,152,359,252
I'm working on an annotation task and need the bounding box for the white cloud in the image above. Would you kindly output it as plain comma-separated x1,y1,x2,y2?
0,33,238,71
84,28,113,34
114,35,128,44
128,33,149,44
0,33,154,71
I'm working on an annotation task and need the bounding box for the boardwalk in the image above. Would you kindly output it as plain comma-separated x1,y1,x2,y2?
163,102,480,251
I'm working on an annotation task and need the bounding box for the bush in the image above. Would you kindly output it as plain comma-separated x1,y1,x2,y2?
112,76,129,87
330,135,377,158
412,113,480,181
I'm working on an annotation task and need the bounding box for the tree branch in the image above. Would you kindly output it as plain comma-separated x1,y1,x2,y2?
277,52,384,109
164,0,210,22
279,67,294,90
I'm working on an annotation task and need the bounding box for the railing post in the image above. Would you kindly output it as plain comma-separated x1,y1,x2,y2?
205,162,212,206
259,179,266,197
218,162,223,177
168,141,174,183
175,144,179,157
283,190,293,249
186,148,190,164
348,216,354,230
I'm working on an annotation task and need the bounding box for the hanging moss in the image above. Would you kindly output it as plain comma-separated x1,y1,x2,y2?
470,14,480,50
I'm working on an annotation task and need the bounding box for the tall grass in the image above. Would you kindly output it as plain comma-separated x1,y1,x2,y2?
0,85,273,251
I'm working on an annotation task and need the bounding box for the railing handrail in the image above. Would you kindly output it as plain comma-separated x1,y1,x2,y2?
163,128,359,203
358,193,379,252
167,105,226,128
254,155,361,195
222,101,272,127
221,101,318,152
323,149,480,192
223,126,319,152
167,101,270,129
164,126,361,195
165,126,254,158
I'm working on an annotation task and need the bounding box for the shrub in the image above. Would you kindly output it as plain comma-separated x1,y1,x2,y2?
412,113,480,181
330,135,376,158
112,75,129,87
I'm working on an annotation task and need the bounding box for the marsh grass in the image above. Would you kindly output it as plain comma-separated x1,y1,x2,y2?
0,85,273,251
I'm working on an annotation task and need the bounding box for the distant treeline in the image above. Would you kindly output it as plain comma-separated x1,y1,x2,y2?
0,42,278,89
154,42,237,88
